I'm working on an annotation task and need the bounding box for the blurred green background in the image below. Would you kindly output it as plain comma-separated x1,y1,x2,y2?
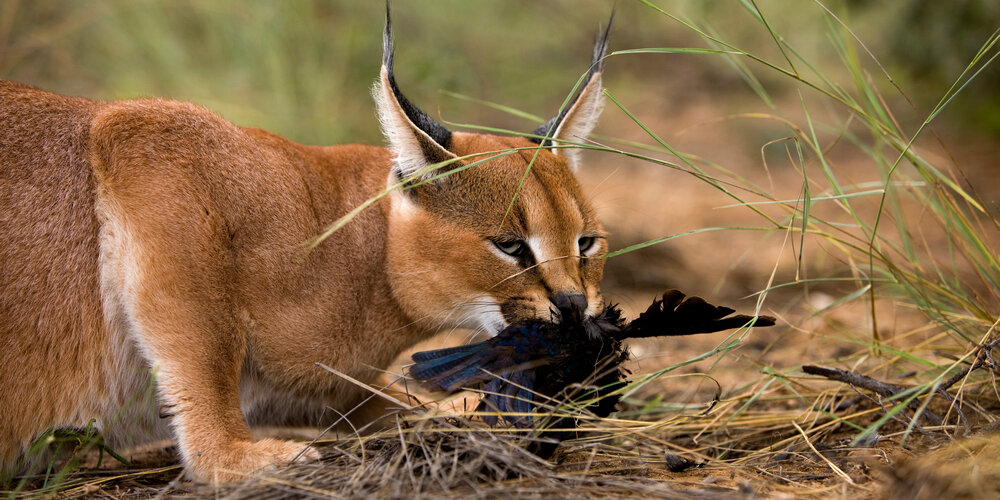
3,0,998,300
3,0,997,146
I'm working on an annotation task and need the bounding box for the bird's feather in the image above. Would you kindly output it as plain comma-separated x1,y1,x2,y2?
409,289,775,432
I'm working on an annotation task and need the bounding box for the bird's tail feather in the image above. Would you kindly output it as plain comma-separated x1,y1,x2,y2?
408,343,499,392
619,290,776,339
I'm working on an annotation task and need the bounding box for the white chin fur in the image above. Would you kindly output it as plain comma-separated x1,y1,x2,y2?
453,295,508,337
480,315,509,337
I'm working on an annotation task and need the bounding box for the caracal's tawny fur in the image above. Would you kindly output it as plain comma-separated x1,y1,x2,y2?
0,12,611,482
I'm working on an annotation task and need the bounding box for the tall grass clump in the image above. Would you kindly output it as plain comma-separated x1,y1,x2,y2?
587,0,1000,454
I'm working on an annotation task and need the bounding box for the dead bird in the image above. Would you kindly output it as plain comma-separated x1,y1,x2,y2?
409,290,775,429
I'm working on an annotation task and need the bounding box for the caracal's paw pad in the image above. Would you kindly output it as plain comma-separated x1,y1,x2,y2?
189,438,320,484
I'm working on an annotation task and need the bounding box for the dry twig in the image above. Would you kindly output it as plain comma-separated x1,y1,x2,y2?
801,365,942,426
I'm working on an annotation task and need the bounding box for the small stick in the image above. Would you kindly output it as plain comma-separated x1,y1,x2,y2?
939,336,1000,391
936,388,971,436
847,386,926,435
802,364,942,426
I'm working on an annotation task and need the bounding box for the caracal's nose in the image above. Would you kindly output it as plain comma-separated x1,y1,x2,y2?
553,292,588,323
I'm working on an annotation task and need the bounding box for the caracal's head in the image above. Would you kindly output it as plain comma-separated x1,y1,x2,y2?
377,9,611,336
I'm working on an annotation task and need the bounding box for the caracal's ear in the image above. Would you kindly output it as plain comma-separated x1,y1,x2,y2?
530,13,613,170
374,4,457,183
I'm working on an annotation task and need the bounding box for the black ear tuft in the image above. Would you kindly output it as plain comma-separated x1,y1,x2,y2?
530,11,614,147
382,2,452,149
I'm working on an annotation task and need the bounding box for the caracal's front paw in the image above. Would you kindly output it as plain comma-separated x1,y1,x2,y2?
188,438,320,484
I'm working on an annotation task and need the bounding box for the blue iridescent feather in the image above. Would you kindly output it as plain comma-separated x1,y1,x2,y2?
409,290,775,433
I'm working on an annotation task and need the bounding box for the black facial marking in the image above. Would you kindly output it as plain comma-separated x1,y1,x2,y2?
492,237,536,267
383,3,452,149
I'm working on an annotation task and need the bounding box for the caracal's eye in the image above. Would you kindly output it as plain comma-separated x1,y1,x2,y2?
578,236,596,254
493,239,527,258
